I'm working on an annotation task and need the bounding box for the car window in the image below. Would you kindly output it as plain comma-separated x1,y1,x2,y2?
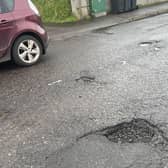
0,0,14,14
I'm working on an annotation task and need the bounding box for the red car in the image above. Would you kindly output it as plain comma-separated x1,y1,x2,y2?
0,0,49,66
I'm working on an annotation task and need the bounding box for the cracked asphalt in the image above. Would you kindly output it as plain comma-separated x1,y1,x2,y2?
1,14,168,167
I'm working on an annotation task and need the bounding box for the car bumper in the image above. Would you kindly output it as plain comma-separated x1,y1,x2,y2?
41,28,50,54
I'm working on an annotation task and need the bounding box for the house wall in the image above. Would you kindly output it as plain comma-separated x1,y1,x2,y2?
71,0,168,18
70,0,89,19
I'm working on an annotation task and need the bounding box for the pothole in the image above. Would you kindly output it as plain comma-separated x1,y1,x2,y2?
47,119,168,168
139,40,160,47
80,119,168,145
75,70,96,82
46,119,168,168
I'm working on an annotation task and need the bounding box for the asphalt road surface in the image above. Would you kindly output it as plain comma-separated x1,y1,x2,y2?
1,14,168,167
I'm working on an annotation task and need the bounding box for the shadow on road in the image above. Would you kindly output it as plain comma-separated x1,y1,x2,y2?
0,61,20,71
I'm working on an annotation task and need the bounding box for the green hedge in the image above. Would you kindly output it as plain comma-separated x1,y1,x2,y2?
33,0,76,23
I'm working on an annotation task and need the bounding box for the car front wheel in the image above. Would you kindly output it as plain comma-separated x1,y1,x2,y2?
12,35,42,66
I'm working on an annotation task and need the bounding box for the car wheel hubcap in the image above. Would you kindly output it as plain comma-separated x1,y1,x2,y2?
18,40,40,64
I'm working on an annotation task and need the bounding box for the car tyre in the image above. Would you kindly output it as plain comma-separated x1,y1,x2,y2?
12,35,42,66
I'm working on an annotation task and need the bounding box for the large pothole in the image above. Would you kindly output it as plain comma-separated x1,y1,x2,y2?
95,118,168,145
46,119,168,168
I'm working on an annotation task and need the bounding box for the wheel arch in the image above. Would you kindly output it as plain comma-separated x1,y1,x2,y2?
11,31,45,59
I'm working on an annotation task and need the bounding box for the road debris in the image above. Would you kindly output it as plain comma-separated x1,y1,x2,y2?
48,80,62,86
79,118,168,146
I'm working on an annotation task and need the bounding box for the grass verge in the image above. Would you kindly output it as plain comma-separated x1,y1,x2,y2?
33,0,77,24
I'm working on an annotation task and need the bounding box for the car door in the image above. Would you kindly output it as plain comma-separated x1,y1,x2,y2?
0,0,15,57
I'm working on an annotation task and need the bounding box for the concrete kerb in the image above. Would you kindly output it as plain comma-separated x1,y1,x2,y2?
48,6,168,41
125,8,168,22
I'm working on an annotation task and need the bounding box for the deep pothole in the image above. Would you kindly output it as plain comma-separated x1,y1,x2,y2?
80,119,168,146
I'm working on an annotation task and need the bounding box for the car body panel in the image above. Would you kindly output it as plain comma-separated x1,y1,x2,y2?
0,12,15,58
0,0,48,63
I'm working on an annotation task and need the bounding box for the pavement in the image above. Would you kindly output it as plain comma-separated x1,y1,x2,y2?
47,2,168,40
